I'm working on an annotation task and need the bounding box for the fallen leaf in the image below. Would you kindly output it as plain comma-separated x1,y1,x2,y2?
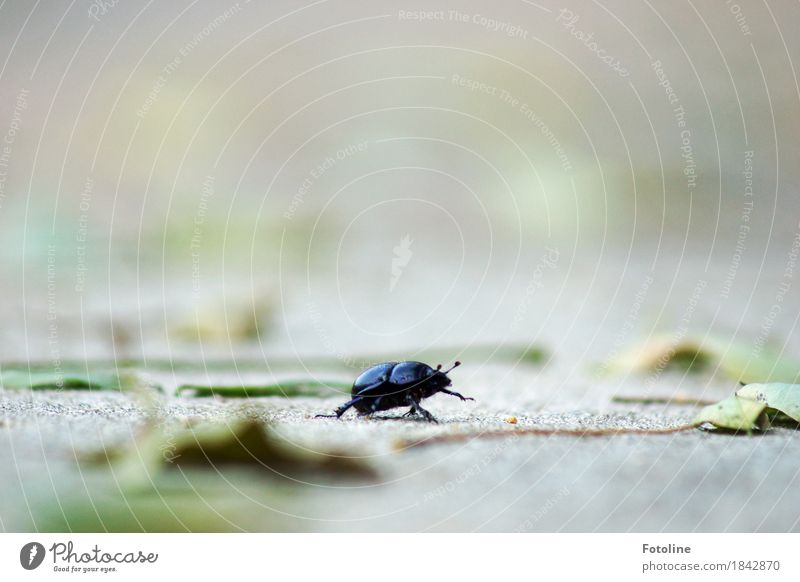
0,369,156,392
29,470,299,532
612,395,715,406
86,418,375,481
171,294,273,343
407,343,547,366
692,395,768,432
176,380,350,398
736,383,800,423
605,335,800,383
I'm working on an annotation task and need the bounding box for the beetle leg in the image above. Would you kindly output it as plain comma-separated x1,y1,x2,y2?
439,388,475,402
315,397,359,419
369,396,383,413
402,408,418,418
415,405,438,423
353,397,381,417
406,395,438,423
336,399,360,417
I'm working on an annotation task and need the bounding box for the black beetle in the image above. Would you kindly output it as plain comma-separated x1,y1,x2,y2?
316,361,472,423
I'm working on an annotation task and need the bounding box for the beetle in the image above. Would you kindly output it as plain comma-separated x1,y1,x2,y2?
316,361,472,423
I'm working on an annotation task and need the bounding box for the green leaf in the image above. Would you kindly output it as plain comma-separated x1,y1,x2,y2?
736,383,800,423
86,419,376,482
0,369,156,392
692,395,768,432
7,342,547,375
27,467,302,532
605,335,800,383
176,380,350,398
396,343,547,366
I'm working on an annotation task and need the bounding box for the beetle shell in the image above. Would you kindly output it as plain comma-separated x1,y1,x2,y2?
350,361,442,413
387,361,434,386
353,362,397,391
317,359,470,422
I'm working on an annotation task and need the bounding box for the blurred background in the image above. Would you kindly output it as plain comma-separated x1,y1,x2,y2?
4,0,800,535
0,0,799,368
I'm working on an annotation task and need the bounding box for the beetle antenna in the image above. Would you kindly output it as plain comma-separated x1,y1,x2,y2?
436,364,443,371
443,361,461,374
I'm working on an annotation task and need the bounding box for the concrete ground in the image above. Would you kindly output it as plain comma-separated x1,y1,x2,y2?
2,361,798,533
2,253,798,533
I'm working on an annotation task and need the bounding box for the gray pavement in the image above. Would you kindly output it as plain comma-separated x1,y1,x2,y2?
2,363,798,532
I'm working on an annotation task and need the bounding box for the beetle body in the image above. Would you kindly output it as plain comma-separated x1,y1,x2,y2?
317,361,472,422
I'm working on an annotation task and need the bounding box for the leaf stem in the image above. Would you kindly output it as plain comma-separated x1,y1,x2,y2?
399,423,698,449
612,396,716,406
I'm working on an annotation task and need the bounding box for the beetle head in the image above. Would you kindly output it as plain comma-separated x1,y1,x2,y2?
433,361,461,385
